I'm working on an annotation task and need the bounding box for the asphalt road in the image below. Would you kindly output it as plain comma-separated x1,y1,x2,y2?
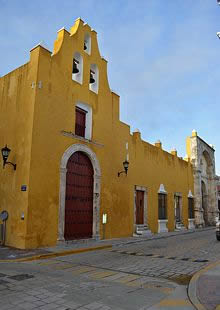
0,228,219,310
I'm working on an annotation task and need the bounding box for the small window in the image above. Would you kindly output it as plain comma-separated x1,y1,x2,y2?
75,102,92,140
188,198,194,219
75,107,87,137
158,193,167,219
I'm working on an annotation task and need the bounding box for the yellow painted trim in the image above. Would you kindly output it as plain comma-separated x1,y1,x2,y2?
159,299,191,306
90,270,117,279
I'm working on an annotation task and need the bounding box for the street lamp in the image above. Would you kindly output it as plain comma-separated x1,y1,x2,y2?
1,145,16,170
217,1,220,38
118,160,129,177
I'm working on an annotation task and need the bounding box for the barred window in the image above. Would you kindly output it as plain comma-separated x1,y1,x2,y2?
188,198,194,219
158,193,167,219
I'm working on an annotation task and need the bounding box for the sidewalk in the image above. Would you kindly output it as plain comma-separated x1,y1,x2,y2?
188,260,220,310
0,227,213,262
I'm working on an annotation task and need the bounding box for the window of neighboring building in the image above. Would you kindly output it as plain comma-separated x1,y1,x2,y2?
158,193,167,220
75,106,87,137
188,197,194,219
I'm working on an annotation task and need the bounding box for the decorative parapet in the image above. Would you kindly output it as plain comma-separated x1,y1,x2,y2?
155,140,162,149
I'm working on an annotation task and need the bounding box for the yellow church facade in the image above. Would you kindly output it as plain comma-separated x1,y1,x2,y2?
0,19,197,249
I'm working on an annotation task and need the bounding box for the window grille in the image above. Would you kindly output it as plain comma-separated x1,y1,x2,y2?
188,197,194,219
158,193,167,219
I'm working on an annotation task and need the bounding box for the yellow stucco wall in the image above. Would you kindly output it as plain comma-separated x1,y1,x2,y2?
0,50,39,248
0,18,194,249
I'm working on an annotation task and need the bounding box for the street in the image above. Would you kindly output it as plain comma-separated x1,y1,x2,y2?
0,228,219,310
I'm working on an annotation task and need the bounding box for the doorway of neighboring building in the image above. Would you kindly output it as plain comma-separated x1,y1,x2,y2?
218,200,220,220
64,151,93,240
201,180,208,225
136,190,144,225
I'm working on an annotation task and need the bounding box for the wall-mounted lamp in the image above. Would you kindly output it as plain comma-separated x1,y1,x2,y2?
118,160,129,177
1,145,16,170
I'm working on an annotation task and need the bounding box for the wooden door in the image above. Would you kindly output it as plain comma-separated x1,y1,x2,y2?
136,190,144,224
64,151,93,240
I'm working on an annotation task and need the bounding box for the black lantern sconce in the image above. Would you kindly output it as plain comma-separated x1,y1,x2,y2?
118,160,129,177
1,145,16,170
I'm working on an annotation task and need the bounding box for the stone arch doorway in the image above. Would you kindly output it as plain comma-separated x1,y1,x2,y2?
58,144,101,241
65,151,93,240
201,150,213,226
201,180,208,225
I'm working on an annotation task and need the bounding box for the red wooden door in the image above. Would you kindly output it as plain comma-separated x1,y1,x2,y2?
64,151,93,240
136,190,144,224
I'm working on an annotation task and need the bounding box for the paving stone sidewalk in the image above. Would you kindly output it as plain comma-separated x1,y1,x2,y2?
0,227,218,309
0,256,194,310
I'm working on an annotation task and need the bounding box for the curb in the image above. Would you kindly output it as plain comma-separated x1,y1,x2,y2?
0,244,112,263
188,260,220,310
112,227,214,247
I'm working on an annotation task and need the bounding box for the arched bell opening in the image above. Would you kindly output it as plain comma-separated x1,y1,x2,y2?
84,33,91,54
72,52,83,84
89,64,99,94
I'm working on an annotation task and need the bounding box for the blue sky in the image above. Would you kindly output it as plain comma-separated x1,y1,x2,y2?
1,0,220,173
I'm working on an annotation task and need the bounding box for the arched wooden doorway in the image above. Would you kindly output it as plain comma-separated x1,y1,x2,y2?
201,180,208,225
64,151,94,240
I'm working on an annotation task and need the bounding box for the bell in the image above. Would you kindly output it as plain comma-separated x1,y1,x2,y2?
72,60,79,74
84,42,87,50
90,71,95,84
